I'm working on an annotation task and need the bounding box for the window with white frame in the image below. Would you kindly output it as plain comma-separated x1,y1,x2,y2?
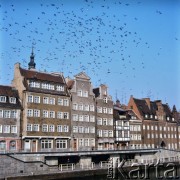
0,110,3,118
84,104,89,111
103,97,108,103
11,110,17,118
147,125,149,130
77,90,82,97
64,112,69,119
28,95,33,103
49,111,55,118
79,139,84,146
108,119,113,126
73,126,78,133
97,106,102,113
58,98,63,106
84,139,89,146
4,110,11,118
27,109,33,117
3,125,10,133
63,125,69,132
34,96,40,103
11,125,17,133
34,109,40,117
43,97,49,104
64,99,69,106
72,114,78,121
27,124,32,131
90,127,95,133
41,139,53,149
83,91,88,97
57,112,63,119
103,107,107,114
84,127,89,133
97,118,102,125
151,126,154,130
0,96,6,103
43,110,48,118
0,125,2,133
78,104,83,111
49,125,55,132
79,115,83,121
42,124,48,132
90,105,94,111
30,81,40,88
56,85,64,91
90,116,95,122
89,139,95,146
97,130,102,137
109,130,113,137
108,108,113,114
73,103,78,110
49,97,55,105
84,115,89,122
9,97,16,104
103,130,108,137
103,118,107,125
57,125,62,132
56,140,67,149
33,124,39,131
79,126,84,133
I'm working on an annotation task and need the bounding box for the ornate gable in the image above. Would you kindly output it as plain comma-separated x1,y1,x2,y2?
74,72,90,80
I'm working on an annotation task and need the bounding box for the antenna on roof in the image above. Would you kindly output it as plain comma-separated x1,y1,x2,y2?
115,89,118,100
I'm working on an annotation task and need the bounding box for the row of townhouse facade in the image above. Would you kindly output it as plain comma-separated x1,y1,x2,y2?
0,53,179,152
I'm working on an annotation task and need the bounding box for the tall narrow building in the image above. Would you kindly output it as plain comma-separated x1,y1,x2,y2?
12,52,71,152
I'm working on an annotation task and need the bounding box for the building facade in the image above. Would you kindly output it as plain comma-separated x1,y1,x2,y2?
93,84,114,150
66,72,96,151
12,54,71,152
0,85,21,152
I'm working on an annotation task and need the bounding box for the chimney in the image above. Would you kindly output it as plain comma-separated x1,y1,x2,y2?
143,98,151,109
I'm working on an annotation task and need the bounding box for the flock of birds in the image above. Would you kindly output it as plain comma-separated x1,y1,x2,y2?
0,0,178,104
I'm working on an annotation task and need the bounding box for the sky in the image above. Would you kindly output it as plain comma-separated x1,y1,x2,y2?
0,0,180,110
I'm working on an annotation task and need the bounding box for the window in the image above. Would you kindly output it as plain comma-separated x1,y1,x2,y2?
84,105,89,111
90,127,95,133
103,97,108,103
89,139,95,146
103,118,107,125
97,118,102,125
57,125,62,132
79,139,84,146
103,130,108,137
43,110,48,118
0,125,2,133
9,97,16,104
167,117,170,121
42,83,54,90
147,125,149,130
145,114,148,118
64,112,69,119
77,90,82,97
83,91,88,97
58,98,63,106
30,81,40,88
42,124,48,132
43,97,49,104
78,104,83,111
28,95,33,103
11,125,17,133
64,99,69,106
109,130,113,137
84,115,89,122
49,125,55,132
79,126,84,133
151,126,154,130
73,103,78,110
103,107,107,113
90,116,95,122
33,124,39,131
27,109,33,117
97,107,102,113
108,108,113,114
49,97,55,105
98,130,102,137
56,140,67,149
57,85,64,91
41,140,53,149
79,115,83,121
0,96,6,102
11,110,17,118
72,114,78,121
150,115,153,119
27,124,32,131
57,112,63,119
84,127,89,133
0,110,3,118
63,125,69,132
34,96,40,103
4,110,11,118
90,105,94,112
34,109,40,117
73,126,78,133
49,111,55,118
84,139,89,146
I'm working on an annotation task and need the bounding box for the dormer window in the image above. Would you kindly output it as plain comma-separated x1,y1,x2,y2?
9,97,16,104
155,116,157,119
0,96,6,103
29,81,40,88
150,115,153,119
145,114,148,118
57,85,64,91
172,118,175,121
167,117,170,121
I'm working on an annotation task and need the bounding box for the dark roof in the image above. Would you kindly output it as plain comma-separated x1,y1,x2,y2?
163,104,172,117
20,67,64,84
0,85,21,109
93,88,100,97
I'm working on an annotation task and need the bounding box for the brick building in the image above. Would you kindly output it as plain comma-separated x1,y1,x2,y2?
93,84,114,150
66,72,96,150
128,96,179,149
12,51,71,152
0,85,21,152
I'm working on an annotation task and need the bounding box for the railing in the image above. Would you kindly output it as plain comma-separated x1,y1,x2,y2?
59,163,75,171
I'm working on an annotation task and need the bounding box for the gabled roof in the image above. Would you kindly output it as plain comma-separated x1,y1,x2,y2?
74,72,90,80
20,67,65,84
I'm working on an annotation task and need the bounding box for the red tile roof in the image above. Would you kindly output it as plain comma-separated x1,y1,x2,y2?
0,85,19,97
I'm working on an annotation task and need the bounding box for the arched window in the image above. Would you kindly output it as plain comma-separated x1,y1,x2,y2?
0,141,6,150
10,140,16,150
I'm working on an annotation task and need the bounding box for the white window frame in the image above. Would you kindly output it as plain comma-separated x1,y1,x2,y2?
0,96,6,103
34,96,40,103
9,97,16,104
11,125,17,133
